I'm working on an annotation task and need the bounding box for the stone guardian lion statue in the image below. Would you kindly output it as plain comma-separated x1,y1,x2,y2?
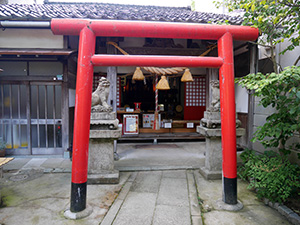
208,80,220,112
91,77,112,112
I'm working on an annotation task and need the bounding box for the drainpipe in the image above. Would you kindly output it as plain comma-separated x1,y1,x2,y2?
0,21,51,29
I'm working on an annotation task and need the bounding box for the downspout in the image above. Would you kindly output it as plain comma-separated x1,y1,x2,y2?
0,21,51,29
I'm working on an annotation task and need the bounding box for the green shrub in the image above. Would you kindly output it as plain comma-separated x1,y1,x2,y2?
236,66,300,158
238,149,300,203
0,138,6,150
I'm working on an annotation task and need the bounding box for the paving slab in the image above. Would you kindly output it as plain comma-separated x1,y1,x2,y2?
130,171,162,193
59,159,72,169
157,176,189,207
2,158,31,171
22,158,48,169
0,172,129,225
40,158,65,169
162,170,187,179
203,205,290,225
153,205,191,225
112,192,157,225
193,170,292,225
192,216,203,225
1,141,297,225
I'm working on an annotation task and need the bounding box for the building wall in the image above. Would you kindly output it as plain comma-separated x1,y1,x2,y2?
0,29,63,49
252,41,300,164
235,84,248,113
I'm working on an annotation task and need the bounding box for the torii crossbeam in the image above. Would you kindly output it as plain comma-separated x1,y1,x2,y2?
51,18,259,214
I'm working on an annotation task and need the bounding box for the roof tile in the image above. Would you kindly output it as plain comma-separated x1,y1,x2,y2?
0,3,242,24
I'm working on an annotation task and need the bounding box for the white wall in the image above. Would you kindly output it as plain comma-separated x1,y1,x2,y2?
235,84,248,113
278,41,300,68
0,29,63,49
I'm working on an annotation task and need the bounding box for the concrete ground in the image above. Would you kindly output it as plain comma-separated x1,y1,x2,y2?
115,141,206,171
0,142,293,225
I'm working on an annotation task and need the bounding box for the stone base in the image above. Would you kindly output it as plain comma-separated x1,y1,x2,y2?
199,167,222,180
215,199,243,211
90,112,116,120
87,170,119,184
89,127,122,139
64,205,93,220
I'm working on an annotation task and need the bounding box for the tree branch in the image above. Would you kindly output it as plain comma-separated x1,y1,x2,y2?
248,41,273,48
278,0,300,8
294,55,300,66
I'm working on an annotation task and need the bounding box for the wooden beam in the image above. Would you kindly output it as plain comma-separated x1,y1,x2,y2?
62,63,69,155
0,76,62,82
0,49,75,56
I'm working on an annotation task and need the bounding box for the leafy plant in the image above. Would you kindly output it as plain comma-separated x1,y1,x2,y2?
0,138,5,150
214,0,300,71
238,149,300,203
236,66,300,157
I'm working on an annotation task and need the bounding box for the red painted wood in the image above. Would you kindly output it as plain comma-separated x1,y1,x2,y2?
218,32,237,179
91,55,223,68
51,19,259,41
71,27,95,184
50,18,259,201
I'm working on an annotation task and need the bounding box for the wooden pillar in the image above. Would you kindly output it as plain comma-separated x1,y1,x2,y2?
61,62,69,154
26,82,32,155
106,41,117,112
70,26,95,213
218,32,237,205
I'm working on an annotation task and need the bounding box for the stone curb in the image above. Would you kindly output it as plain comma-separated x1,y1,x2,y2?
115,165,200,171
264,198,300,225
39,168,72,173
186,171,203,225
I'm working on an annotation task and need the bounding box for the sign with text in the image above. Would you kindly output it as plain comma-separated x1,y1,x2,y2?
123,114,139,135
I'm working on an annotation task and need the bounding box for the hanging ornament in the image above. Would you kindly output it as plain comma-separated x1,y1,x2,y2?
156,75,170,90
181,68,194,82
132,67,145,80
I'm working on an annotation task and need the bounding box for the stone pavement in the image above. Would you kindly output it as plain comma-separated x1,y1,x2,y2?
101,170,201,225
0,142,296,225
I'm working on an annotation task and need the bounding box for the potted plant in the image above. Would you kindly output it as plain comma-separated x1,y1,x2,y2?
0,138,6,157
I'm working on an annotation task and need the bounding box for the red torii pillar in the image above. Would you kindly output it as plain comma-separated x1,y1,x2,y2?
51,19,258,214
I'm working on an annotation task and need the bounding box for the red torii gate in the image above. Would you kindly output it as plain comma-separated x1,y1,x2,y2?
51,19,259,213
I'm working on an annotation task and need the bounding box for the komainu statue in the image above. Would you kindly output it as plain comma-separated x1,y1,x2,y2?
208,80,220,112
91,77,112,112
200,80,241,128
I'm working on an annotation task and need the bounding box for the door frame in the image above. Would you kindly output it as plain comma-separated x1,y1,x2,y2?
0,72,68,156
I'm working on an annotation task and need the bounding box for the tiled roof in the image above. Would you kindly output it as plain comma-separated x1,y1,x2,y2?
0,3,243,24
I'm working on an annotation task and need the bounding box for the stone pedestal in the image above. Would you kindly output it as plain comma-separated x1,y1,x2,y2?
197,111,245,180
88,112,121,184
